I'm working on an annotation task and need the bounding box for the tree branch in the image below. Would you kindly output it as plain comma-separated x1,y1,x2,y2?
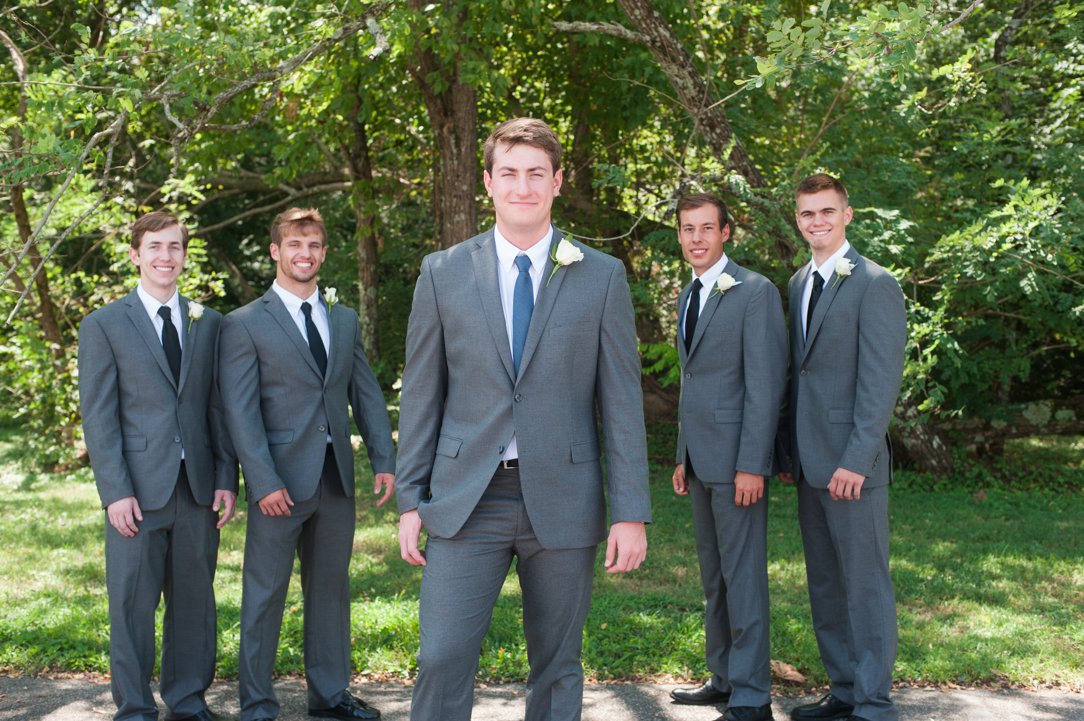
552,20,649,45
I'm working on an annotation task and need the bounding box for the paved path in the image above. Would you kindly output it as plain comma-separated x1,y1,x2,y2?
0,676,1080,720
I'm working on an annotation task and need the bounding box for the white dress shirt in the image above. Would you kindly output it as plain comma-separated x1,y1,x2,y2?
801,240,851,338
136,283,183,350
494,225,552,462
271,281,331,366
680,253,730,339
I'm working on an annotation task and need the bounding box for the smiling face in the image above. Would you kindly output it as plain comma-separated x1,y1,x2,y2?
483,141,562,248
270,228,327,297
678,203,730,275
130,225,186,302
795,188,853,264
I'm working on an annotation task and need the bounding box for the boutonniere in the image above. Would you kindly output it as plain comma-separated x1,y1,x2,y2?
708,272,742,299
186,301,204,331
831,258,855,288
323,287,338,308
546,234,584,286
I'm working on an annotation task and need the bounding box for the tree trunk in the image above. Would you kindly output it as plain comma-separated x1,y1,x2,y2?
408,0,478,250
345,98,381,359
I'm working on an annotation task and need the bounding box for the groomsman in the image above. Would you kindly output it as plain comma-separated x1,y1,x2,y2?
668,194,786,721
79,211,237,721
219,208,395,721
395,117,652,721
780,174,906,721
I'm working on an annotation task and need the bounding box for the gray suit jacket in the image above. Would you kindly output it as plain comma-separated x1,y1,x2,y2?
676,262,787,483
784,248,906,487
218,289,395,503
79,289,237,509
395,227,651,549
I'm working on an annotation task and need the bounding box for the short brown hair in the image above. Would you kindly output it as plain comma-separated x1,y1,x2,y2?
483,118,562,174
676,193,731,234
795,173,849,206
131,211,188,250
271,207,326,246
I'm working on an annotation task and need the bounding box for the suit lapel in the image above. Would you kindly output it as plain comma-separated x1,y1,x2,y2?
178,297,195,393
262,289,323,379
516,227,567,381
802,248,860,358
124,289,177,390
326,303,352,389
470,230,517,383
676,281,692,365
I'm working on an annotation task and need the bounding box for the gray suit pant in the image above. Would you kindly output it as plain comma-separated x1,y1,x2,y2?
105,465,219,721
797,480,897,721
410,468,596,721
239,451,355,721
688,471,772,706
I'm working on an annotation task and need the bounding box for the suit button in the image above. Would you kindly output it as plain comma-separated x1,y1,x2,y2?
318,425,326,432
174,436,181,443
800,369,808,376
514,394,522,402
685,372,692,379
498,445,505,454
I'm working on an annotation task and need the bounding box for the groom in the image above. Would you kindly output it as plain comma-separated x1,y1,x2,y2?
395,117,652,721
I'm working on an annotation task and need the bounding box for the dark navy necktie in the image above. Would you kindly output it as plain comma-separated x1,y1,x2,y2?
301,301,327,377
158,306,181,383
512,255,534,376
684,278,702,353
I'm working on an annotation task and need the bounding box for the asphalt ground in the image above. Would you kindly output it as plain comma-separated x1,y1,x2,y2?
0,676,1081,721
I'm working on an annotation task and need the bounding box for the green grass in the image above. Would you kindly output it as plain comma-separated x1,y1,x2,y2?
0,427,1082,688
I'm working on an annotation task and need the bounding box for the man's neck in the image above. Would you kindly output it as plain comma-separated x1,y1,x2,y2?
139,278,177,305
275,275,317,300
495,220,551,251
812,239,846,268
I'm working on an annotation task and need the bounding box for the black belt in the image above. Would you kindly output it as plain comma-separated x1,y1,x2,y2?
499,458,519,469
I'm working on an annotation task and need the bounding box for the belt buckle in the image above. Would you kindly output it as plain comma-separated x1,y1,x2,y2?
500,459,519,469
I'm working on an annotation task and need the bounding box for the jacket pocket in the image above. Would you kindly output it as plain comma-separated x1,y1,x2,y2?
571,439,600,463
714,409,742,424
122,434,147,452
828,409,853,424
435,434,463,458
266,429,294,445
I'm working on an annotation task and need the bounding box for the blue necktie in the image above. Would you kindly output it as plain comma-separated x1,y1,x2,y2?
512,255,534,376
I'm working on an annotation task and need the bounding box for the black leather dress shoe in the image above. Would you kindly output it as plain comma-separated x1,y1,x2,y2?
309,691,381,720
167,709,226,721
723,704,774,721
670,681,732,705
789,694,854,720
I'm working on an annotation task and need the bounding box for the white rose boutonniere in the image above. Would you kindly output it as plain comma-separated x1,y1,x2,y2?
708,272,742,299
832,258,856,288
187,301,204,331
324,287,338,308
546,234,584,286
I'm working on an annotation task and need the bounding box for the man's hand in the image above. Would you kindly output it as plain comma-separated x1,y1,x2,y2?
107,496,142,537
734,471,764,507
672,464,688,496
604,521,647,574
778,472,794,485
398,509,426,566
213,490,238,528
828,467,865,500
257,488,294,517
373,472,395,507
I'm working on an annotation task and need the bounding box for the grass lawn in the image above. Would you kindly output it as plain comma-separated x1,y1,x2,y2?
0,427,1081,689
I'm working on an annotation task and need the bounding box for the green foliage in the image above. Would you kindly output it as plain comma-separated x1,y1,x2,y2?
0,428,1081,685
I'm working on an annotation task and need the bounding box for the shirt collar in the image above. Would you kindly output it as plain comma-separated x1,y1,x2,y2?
691,253,730,289
810,240,852,282
135,282,180,319
272,280,321,315
494,225,553,273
